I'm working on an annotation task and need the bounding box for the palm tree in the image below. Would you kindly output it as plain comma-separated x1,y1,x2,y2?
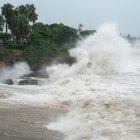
31,13,38,26
18,5,28,16
1,3,14,33
10,14,29,42
0,14,5,32
26,4,38,25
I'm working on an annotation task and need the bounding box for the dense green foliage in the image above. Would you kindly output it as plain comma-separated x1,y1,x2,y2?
0,14,5,32
0,3,95,70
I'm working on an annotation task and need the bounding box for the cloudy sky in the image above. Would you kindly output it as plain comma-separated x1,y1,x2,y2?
0,0,140,36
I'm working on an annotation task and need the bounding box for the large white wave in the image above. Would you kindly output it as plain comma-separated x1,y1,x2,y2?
2,23,140,140
47,23,135,82
46,23,140,140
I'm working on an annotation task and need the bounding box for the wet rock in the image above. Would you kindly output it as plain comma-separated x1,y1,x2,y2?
5,79,14,85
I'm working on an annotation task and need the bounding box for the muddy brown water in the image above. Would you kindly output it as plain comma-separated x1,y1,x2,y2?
0,105,65,140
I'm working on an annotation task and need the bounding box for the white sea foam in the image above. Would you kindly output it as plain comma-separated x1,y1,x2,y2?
0,62,31,83
46,23,140,140
1,23,140,140
47,23,135,82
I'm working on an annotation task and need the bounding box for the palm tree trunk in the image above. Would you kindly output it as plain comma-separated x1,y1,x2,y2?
6,20,8,34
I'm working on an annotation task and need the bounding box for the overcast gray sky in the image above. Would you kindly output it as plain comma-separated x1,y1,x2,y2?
0,0,140,36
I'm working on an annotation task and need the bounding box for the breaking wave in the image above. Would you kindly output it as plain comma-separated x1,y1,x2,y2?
47,23,135,82
1,23,139,140
46,23,140,140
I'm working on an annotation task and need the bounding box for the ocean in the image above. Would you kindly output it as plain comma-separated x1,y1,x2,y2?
0,23,140,140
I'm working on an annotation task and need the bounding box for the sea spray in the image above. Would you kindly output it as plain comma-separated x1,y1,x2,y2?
0,62,31,83
47,23,140,140
47,23,135,82
1,23,139,140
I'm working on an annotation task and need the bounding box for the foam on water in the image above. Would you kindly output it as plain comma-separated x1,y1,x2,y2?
47,23,135,82
46,23,140,140
1,23,140,140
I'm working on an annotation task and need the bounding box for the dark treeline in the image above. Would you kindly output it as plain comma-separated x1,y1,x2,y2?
0,3,95,70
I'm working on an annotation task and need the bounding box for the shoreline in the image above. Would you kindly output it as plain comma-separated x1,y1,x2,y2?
0,104,65,140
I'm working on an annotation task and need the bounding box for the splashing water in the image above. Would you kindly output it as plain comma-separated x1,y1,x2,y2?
1,23,140,140
0,62,31,83
47,23,135,82
46,23,140,140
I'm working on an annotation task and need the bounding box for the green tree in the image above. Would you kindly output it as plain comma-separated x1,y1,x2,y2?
0,33,11,42
16,5,27,16
0,14,5,32
33,23,50,35
1,3,14,33
49,23,78,46
81,30,96,37
10,14,29,42
26,4,38,25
